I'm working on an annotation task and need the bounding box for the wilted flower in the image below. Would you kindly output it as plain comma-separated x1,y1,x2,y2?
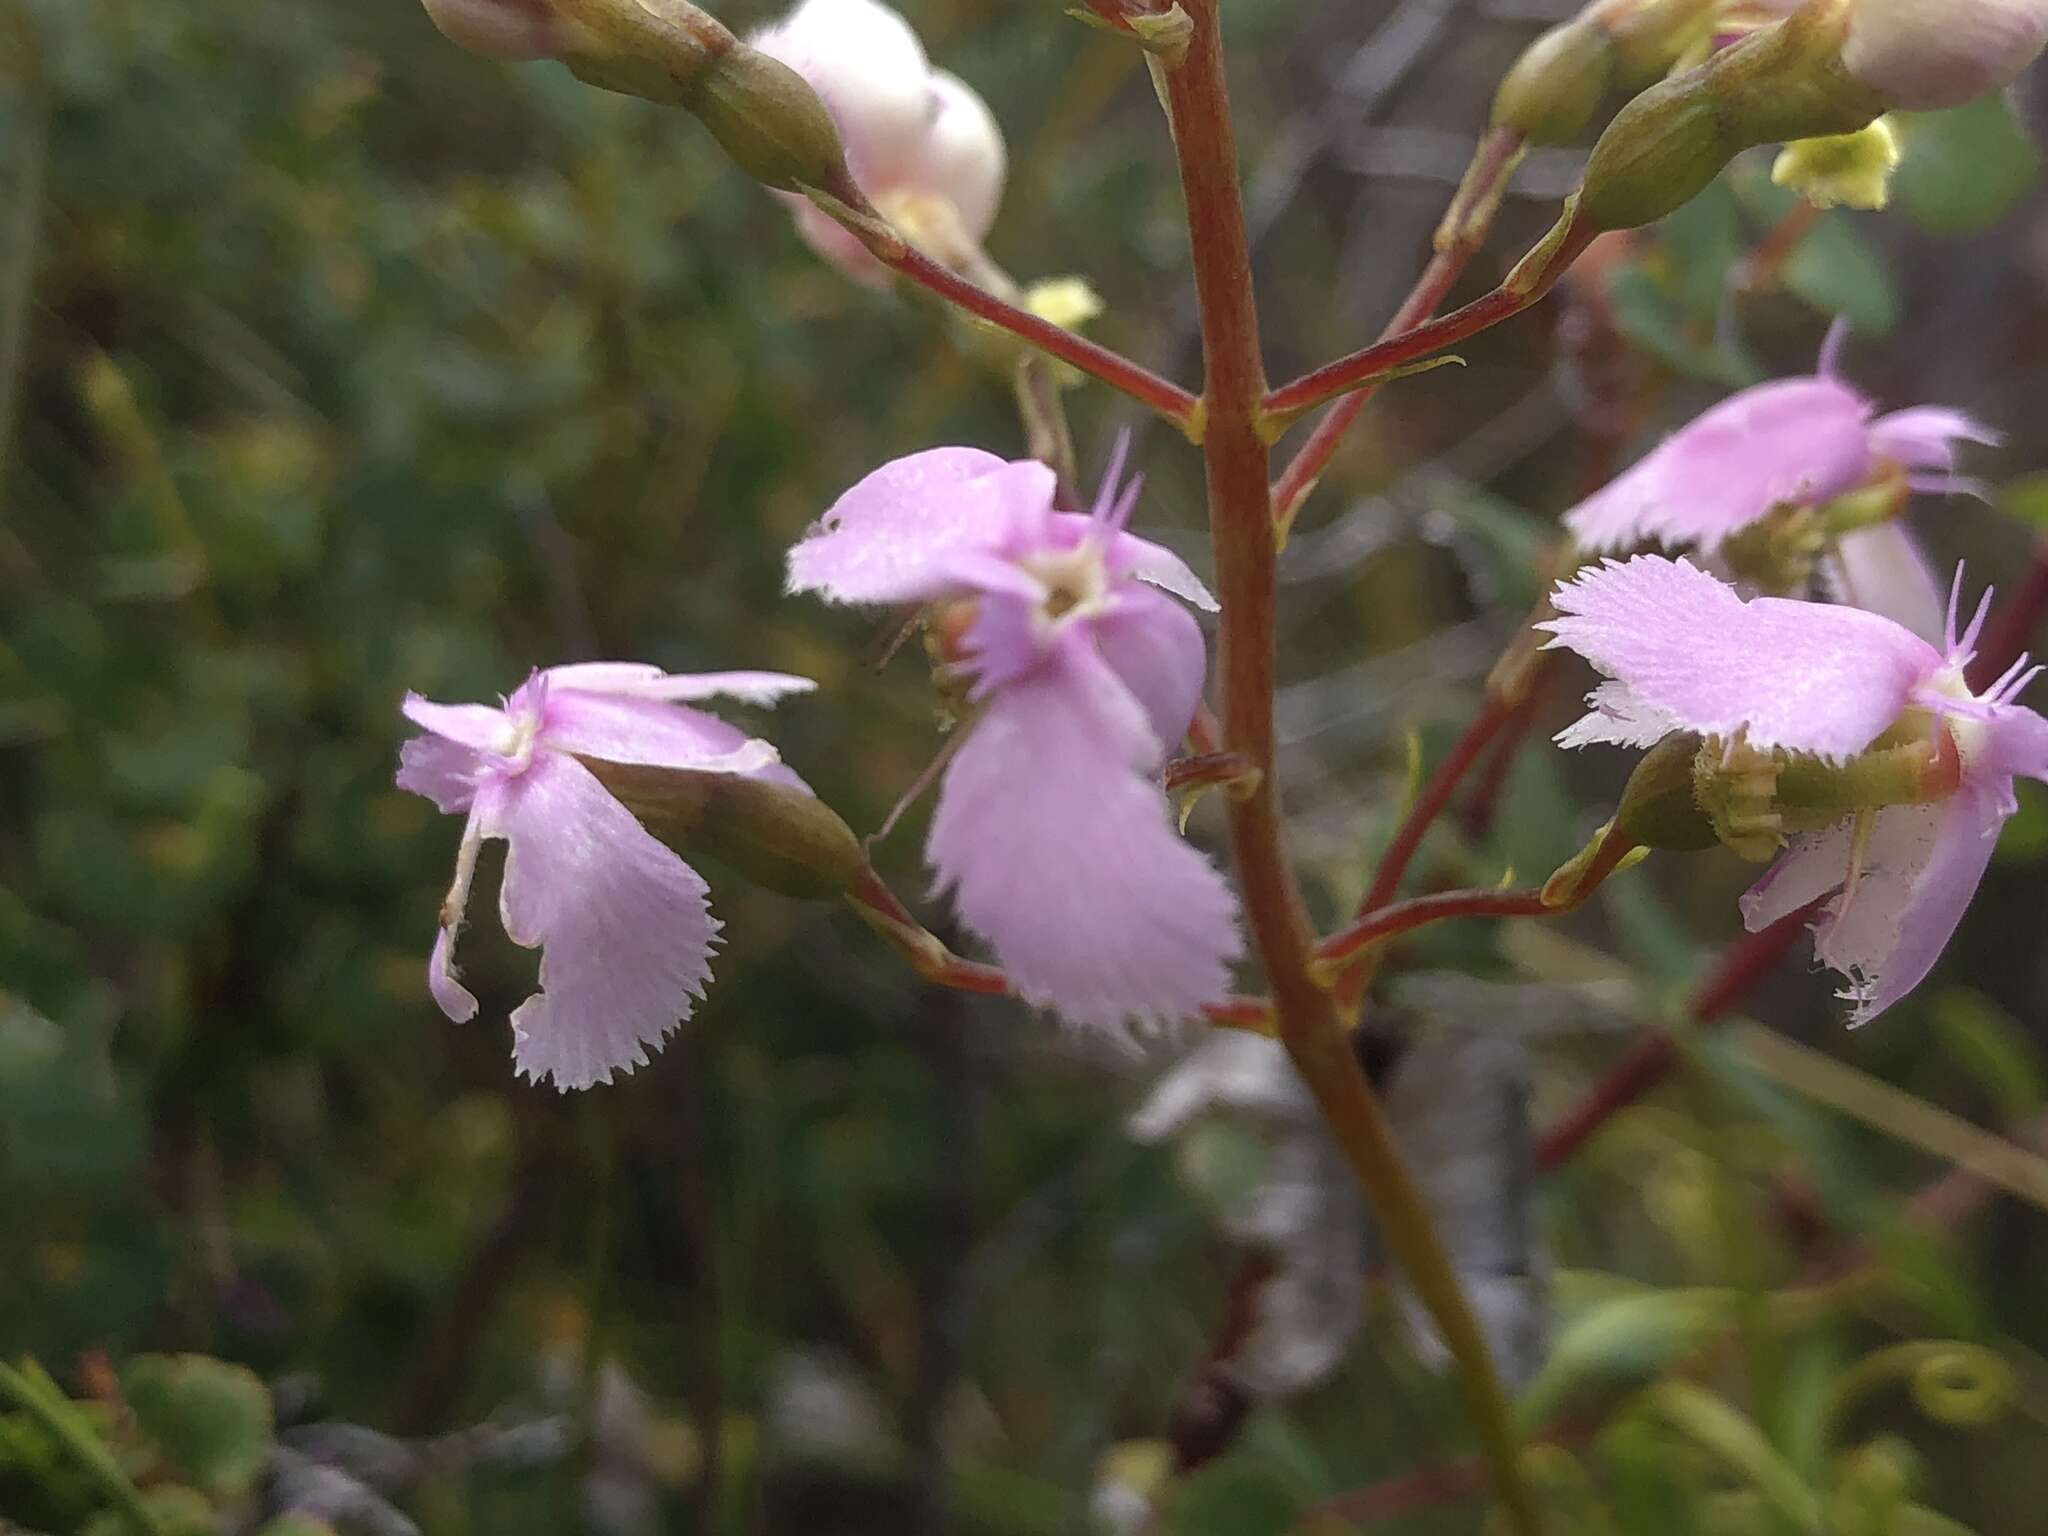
786,443,1241,1031
1542,554,2048,1022
751,0,1005,282
1564,326,1997,559
1129,1027,1549,1398
397,663,815,1089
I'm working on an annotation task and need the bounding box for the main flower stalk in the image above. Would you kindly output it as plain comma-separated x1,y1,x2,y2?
1158,5,1541,1531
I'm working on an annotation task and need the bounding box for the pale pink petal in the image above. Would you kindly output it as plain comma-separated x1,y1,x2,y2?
539,691,807,792
1564,378,1873,554
1552,679,1683,751
402,693,511,750
602,671,817,707
786,450,1055,605
926,637,1240,1032
1542,555,1943,759
398,733,487,814
904,71,1006,243
1820,794,2004,1024
484,754,719,1090
1868,406,2002,474
1739,820,1858,932
1972,699,2048,786
1090,586,1209,754
1045,514,1219,612
1822,523,1946,643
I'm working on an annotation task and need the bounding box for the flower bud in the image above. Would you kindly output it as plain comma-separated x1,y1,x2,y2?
1842,0,2048,110
1494,18,1613,143
1612,733,1722,851
420,0,564,59
1492,0,1717,144
579,756,866,900
1578,0,1883,231
684,46,851,193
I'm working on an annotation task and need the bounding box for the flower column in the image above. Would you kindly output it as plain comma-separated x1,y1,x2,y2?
1155,4,1542,1530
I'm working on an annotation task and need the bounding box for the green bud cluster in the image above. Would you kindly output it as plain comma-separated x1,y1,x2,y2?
1576,0,1886,232
1491,0,1718,145
429,0,850,194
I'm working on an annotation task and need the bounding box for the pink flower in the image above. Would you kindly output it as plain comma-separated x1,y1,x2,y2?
750,0,1005,283
1564,326,1997,558
787,444,1241,1031
397,663,815,1089
1541,554,2048,1022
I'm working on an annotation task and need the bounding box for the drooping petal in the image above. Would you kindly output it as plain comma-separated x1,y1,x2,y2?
926,637,1240,1032
1564,378,1874,554
1822,522,1946,643
1543,555,1944,759
398,732,488,814
401,693,512,751
485,754,720,1090
429,923,480,1023
426,793,494,1024
543,663,816,708
786,449,1055,606
1089,585,1209,754
539,690,807,791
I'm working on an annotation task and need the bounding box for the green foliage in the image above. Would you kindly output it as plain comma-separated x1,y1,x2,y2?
2,0,2047,1533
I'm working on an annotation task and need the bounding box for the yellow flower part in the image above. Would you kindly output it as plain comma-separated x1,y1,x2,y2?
1771,117,1902,211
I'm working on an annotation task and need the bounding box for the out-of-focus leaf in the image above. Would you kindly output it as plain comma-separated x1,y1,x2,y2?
1162,1462,1301,1536
1894,97,2043,236
1933,990,2045,1123
120,1354,274,1500
1517,1283,1740,1432
1781,213,1898,338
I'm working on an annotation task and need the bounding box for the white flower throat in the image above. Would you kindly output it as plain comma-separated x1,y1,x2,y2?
1020,540,1111,632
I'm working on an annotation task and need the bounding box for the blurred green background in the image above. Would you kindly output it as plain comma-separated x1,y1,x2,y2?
9,0,2048,1531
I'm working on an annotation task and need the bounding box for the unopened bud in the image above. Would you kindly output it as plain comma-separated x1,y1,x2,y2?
685,46,850,192
1492,0,1717,144
421,0,564,59
1842,0,2048,111
1578,0,1883,232
1613,733,1721,851
579,757,865,900
1771,116,1900,209
1494,19,1613,143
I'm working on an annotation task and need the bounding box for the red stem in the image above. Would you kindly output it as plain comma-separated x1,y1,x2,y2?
1363,696,1514,914
1263,213,1593,425
1318,885,1550,972
1268,126,1525,523
874,240,1200,427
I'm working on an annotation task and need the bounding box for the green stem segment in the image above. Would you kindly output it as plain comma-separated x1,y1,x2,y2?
1157,6,1542,1532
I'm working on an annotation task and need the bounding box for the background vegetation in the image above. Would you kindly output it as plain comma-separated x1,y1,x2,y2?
7,0,2048,1530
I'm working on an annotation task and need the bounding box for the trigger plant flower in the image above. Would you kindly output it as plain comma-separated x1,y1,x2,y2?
397,664,815,1089
786,443,1242,1032
1564,324,1997,565
750,0,1005,282
1541,554,2048,1023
